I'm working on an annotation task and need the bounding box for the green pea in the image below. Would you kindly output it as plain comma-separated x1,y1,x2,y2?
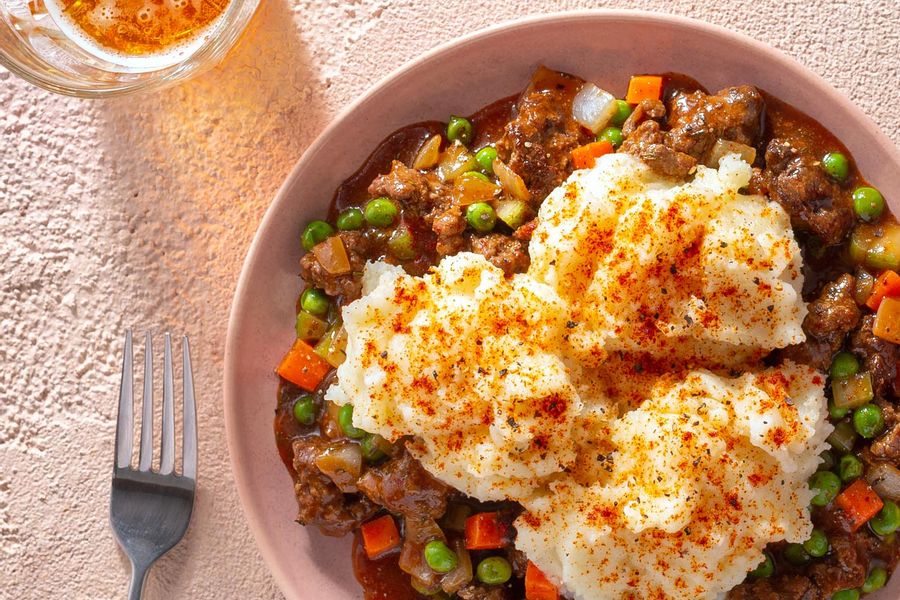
360,433,387,463
292,395,316,425
338,404,366,439
853,403,885,439
336,207,364,231
610,99,633,127
802,529,829,558
853,187,885,222
423,540,458,573
476,556,512,585
818,450,836,472
749,551,774,578
301,220,334,251
829,397,850,420
466,202,497,232
387,227,416,260
783,543,810,565
831,589,860,600
871,500,900,536
830,352,860,379
464,170,491,182
838,454,863,482
597,126,624,148
862,567,888,593
447,115,473,145
822,152,850,182
364,197,399,228
475,146,498,174
300,288,330,316
809,471,842,506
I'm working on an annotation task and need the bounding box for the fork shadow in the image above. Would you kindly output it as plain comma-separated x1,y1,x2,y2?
92,0,328,596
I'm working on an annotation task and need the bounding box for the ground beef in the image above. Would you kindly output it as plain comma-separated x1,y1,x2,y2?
470,234,530,275
357,445,450,520
871,400,900,460
291,436,378,536
299,230,372,300
761,139,854,246
779,274,860,371
850,314,900,397
665,86,764,163
727,573,822,600
368,160,432,206
456,584,513,600
620,119,696,179
496,67,592,204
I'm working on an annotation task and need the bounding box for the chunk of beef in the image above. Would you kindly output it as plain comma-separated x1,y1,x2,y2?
850,314,899,397
727,574,822,600
496,67,593,204
470,234,530,275
665,86,764,162
871,400,900,460
762,139,854,246
778,337,836,372
456,584,513,600
621,98,666,138
620,119,696,179
299,231,371,300
356,445,450,520
291,436,377,536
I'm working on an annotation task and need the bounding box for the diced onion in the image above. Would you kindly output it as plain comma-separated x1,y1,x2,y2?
315,441,362,492
855,269,875,306
874,296,900,344
437,142,476,181
831,371,874,409
496,200,528,229
492,158,530,201
314,323,348,368
453,172,500,205
441,538,473,594
705,139,757,167
572,82,618,133
399,518,444,585
413,134,442,170
867,462,900,501
312,236,351,275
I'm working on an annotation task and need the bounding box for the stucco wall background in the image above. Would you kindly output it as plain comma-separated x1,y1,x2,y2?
1,1,899,598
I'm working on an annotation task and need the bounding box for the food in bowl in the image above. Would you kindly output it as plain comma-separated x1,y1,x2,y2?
272,67,900,599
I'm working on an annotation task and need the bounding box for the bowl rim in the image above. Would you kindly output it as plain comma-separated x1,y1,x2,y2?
224,8,900,599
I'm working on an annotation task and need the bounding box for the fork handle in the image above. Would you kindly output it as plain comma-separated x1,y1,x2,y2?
128,559,151,600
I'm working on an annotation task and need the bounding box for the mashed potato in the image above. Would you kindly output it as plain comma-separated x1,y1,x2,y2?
326,153,827,600
515,363,832,600
325,253,591,501
529,153,806,368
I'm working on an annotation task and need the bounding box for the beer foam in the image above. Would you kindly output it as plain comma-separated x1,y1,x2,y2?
44,0,227,71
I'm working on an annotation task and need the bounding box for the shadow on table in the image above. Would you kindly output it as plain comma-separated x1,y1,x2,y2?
93,0,331,596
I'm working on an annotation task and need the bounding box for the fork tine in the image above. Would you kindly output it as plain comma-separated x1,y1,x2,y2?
138,332,154,472
182,336,197,480
160,333,175,475
115,330,134,470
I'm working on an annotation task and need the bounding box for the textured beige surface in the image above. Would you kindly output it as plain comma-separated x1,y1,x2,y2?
1,1,899,599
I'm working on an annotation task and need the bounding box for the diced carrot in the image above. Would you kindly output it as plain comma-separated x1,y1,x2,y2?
571,140,614,170
360,515,401,559
625,75,664,104
525,561,559,600
865,270,900,310
835,479,884,532
465,512,507,550
276,338,331,391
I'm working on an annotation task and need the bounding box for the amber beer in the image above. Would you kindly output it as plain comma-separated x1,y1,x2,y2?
44,0,229,67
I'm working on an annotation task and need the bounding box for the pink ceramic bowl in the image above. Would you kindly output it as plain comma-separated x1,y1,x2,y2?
225,10,900,600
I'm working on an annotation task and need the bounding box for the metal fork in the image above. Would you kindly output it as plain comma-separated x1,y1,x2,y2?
110,331,197,600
